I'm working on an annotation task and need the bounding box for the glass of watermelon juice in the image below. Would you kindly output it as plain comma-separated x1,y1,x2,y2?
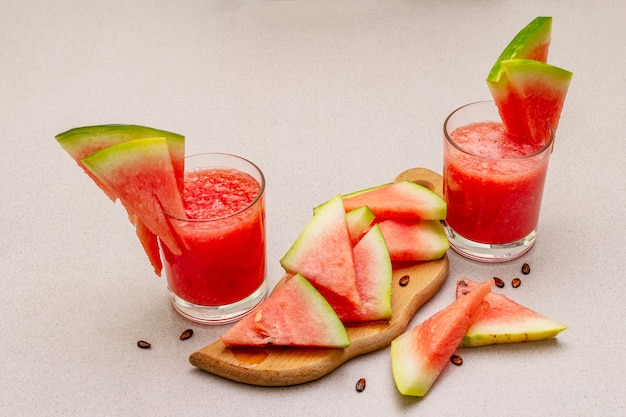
161,153,268,324
442,101,554,262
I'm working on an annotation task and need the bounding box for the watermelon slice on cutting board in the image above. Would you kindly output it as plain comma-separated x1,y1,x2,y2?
280,195,362,308
456,278,568,347
220,273,351,348
81,137,186,256
390,278,493,396
377,219,449,262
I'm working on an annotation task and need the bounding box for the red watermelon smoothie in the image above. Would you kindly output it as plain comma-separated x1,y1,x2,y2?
443,101,554,262
162,153,267,324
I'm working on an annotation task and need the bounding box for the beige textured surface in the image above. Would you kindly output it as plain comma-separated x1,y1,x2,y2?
2,1,624,415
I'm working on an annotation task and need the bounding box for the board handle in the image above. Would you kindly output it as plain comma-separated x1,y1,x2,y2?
394,168,443,197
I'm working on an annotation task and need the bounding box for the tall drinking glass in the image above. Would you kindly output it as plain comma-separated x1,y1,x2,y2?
442,101,554,262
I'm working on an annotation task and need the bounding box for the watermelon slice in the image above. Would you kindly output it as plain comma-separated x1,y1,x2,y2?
280,195,362,308
345,206,375,244
220,273,350,348
391,278,493,396
329,224,392,323
342,181,447,221
486,16,552,93
456,278,568,347
55,124,185,198
496,59,572,144
377,219,449,261
81,137,185,256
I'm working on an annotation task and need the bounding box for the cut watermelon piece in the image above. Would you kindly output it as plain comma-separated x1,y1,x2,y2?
456,278,567,347
391,278,493,396
342,181,446,221
55,124,185,198
81,137,185,255
329,224,392,323
345,206,376,244
495,59,572,144
280,195,361,308
220,273,350,348
486,16,552,92
377,219,449,261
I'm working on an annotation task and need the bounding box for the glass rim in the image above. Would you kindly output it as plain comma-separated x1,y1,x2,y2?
163,152,265,222
443,100,555,161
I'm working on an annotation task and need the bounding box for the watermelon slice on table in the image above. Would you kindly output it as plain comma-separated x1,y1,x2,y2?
55,124,185,198
377,219,449,261
456,278,568,347
280,195,362,308
495,59,572,145
329,224,392,323
342,181,446,221
220,273,350,348
391,278,493,396
81,137,185,256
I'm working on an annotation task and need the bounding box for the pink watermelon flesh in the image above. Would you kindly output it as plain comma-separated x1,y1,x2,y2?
80,137,185,256
391,278,493,396
220,273,350,348
328,224,392,323
342,181,446,221
456,278,568,347
134,219,163,275
495,59,572,145
280,195,362,308
377,219,449,261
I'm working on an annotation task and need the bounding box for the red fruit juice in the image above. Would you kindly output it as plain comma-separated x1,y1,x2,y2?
443,121,552,244
162,167,265,306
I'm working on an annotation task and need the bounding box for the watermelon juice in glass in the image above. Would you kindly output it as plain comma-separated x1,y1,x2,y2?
442,100,554,262
162,153,268,324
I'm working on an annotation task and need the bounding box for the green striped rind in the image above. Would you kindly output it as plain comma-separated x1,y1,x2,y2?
501,59,572,87
461,316,568,347
486,16,552,86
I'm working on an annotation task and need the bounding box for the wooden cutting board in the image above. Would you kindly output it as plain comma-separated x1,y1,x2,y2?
189,168,449,386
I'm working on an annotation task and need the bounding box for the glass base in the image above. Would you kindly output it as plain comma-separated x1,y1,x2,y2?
169,280,268,325
443,222,536,263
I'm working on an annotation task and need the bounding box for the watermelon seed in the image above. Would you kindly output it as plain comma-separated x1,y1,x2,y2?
493,277,505,288
512,278,522,288
521,263,531,274
450,355,463,366
137,340,151,349
179,329,194,341
355,377,366,392
458,279,468,287
399,275,410,287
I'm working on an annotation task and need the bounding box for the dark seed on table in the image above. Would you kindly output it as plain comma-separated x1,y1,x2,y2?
399,275,410,287
450,355,463,366
137,340,151,349
521,263,531,275
180,329,194,341
355,378,366,392
493,277,505,288
458,279,468,287
512,278,522,288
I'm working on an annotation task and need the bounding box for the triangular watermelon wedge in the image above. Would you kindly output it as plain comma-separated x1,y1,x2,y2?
377,219,449,261
345,206,376,244
280,195,362,307
55,124,185,198
495,59,572,145
391,278,493,396
342,181,446,221
220,273,350,348
330,224,392,323
456,278,568,347
81,137,185,256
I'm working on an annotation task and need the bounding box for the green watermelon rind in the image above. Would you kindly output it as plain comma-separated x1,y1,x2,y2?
486,16,552,86
345,206,376,243
220,273,351,348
